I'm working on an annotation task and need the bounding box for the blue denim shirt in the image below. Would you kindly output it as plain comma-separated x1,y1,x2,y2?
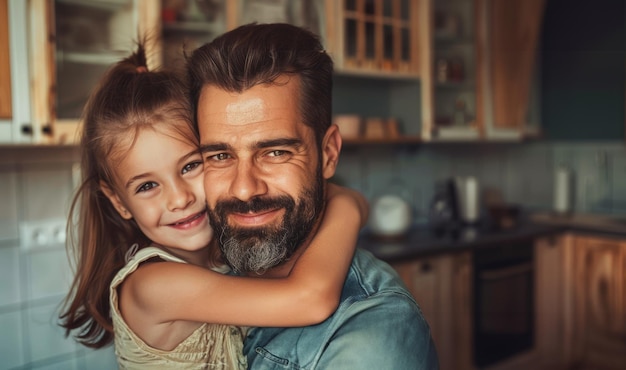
244,249,439,369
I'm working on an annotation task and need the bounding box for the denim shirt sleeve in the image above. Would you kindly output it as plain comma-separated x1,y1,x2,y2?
314,290,439,370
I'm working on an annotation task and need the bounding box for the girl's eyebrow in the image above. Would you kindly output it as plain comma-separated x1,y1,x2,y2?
125,172,152,190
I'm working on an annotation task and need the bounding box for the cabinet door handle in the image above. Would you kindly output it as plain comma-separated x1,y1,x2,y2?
421,262,432,272
41,124,53,136
21,124,33,135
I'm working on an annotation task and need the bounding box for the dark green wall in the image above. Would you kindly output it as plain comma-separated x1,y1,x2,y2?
332,75,422,136
541,0,625,140
332,75,392,118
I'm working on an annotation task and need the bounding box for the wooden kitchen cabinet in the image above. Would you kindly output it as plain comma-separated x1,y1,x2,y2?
564,235,626,369
391,252,472,370
534,234,570,368
325,0,423,78
160,0,327,73
16,0,426,146
23,0,159,145
421,0,545,141
159,0,423,79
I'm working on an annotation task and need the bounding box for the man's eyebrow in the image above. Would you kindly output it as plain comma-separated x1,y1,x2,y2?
256,138,302,149
199,143,229,153
199,138,302,153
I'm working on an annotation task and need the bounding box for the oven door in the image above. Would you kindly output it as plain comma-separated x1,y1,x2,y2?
473,242,534,368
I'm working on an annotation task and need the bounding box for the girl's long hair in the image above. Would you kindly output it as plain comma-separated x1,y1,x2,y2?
58,43,196,348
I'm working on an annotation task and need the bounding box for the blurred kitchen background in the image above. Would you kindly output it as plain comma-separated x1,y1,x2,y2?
1,0,625,369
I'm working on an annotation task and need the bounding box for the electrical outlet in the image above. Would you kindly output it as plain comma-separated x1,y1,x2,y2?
19,218,67,251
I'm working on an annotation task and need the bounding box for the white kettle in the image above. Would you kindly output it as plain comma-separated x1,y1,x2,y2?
369,194,413,237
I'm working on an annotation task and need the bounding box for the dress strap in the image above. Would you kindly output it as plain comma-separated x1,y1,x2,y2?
125,243,140,263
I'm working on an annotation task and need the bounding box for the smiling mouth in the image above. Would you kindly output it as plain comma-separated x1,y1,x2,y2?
169,210,206,226
229,208,283,227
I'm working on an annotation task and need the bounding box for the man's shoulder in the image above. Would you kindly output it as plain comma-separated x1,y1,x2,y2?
343,248,414,303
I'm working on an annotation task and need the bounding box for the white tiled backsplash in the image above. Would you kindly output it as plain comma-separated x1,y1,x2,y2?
337,141,626,222
0,147,115,369
1,141,625,369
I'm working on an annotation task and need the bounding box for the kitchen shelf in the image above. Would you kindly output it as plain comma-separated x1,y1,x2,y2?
162,21,222,34
57,50,129,65
435,80,476,90
342,135,422,146
56,0,128,12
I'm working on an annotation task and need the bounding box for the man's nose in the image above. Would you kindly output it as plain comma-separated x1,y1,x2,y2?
229,160,268,202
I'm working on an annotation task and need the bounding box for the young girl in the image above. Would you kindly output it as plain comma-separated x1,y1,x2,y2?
59,45,368,369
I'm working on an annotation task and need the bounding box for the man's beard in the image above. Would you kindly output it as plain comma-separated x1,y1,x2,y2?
208,176,324,275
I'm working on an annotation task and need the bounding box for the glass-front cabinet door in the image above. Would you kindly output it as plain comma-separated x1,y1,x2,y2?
429,0,481,140
28,0,158,144
329,0,421,78
160,0,232,73
159,0,326,73
235,0,325,37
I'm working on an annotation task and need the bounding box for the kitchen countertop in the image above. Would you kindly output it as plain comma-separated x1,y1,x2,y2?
530,211,626,237
359,211,626,263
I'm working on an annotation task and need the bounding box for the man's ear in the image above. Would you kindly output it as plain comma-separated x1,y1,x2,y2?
100,181,133,220
320,124,342,180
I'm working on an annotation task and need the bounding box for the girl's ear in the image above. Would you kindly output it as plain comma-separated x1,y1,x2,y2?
320,124,342,180
100,181,133,220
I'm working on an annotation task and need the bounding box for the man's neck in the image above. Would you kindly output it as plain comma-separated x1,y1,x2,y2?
254,207,326,278
256,245,307,278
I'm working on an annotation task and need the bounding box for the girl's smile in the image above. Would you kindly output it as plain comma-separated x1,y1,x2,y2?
166,209,208,229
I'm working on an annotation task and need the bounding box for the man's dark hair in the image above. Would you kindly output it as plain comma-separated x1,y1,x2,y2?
187,22,334,146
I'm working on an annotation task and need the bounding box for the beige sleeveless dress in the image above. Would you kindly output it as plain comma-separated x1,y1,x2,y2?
110,246,247,369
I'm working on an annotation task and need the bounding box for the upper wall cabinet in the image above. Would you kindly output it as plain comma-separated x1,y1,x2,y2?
15,0,159,145
325,0,423,79
158,0,424,79
159,0,327,72
420,0,545,141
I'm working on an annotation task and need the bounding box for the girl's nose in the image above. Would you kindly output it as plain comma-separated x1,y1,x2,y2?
167,180,195,211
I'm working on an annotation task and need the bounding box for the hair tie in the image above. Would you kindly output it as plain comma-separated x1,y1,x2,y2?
136,66,148,73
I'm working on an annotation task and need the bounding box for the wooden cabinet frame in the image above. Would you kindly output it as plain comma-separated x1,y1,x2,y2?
0,0,11,120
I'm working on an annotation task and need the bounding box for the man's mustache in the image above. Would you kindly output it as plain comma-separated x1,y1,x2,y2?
214,195,295,215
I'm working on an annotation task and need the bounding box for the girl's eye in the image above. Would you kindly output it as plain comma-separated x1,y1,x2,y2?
136,182,157,193
182,161,202,174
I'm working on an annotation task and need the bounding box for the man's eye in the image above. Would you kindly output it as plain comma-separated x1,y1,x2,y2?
182,161,202,174
267,150,287,157
136,182,157,193
207,153,231,161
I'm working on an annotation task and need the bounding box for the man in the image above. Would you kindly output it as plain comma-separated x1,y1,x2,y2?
188,23,439,369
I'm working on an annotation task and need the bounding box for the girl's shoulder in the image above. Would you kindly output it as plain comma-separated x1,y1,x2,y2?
111,245,186,291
